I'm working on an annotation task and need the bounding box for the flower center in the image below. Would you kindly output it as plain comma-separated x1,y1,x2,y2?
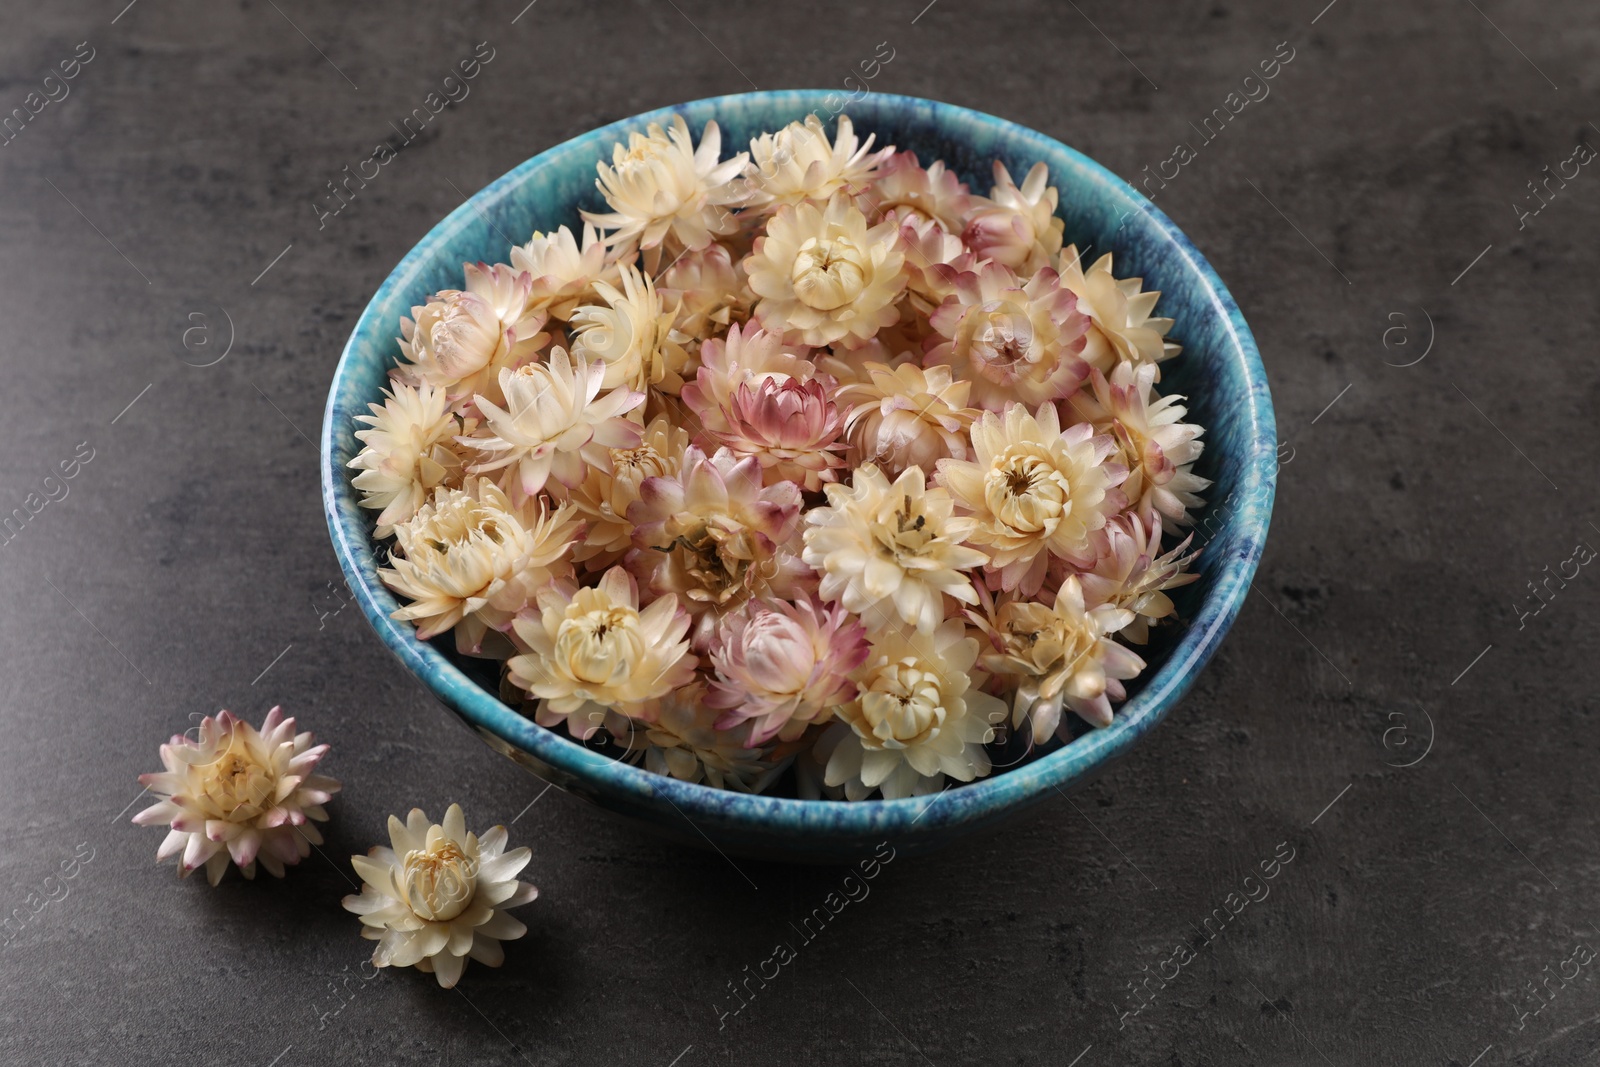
861,661,944,744
555,606,642,686
791,237,868,311
984,449,1069,535
197,749,275,821
401,839,476,922
874,496,932,561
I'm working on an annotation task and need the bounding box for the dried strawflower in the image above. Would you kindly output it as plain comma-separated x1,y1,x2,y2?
744,114,892,211
709,375,848,490
622,682,780,792
1064,361,1209,525
924,262,1089,410
936,402,1126,595
380,478,583,651
745,194,907,348
680,322,818,442
1077,514,1199,644
803,463,987,634
556,414,691,567
462,350,645,499
508,567,697,738
342,804,536,989
835,361,977,479
627,445,808,643
570,262,692,394
856,150,973,233
971,574,1145,738
1055,247,1180,373
396,263,550,409
134,707,339,885
509,222,615,320
962,161,1065,274
658,243,751,342
706,597,869,743
582,115,749,251
349,381,464,538
822,619,1005,800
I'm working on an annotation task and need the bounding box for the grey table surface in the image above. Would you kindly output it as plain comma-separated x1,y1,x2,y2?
3,0,1597,1064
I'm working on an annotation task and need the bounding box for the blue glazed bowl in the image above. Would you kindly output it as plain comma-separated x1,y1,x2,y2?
320,90,1275,864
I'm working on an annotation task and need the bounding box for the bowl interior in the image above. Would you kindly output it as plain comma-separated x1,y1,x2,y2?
320,90,1275,860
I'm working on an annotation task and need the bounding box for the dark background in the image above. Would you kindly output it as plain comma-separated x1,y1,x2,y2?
3,1,1597,1064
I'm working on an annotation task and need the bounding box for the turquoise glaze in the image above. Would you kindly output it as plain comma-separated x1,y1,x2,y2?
320,91,1275,864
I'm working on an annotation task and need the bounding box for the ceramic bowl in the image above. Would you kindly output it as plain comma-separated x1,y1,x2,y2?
320,90,1276,864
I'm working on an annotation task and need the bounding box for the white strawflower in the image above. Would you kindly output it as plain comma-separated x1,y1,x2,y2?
935,402,1126,595
582,115,749,252
970,574,1145,739
380,478,583,650
507,567,697,739
658,243,753,342
570,262,692,394
133,707,340,885
555,414,691,567
822,619,1004,800
620,682,781,793
509,222,616,320
804,463,988,634
1063,361,1209,525
1055,246,1180,374
744,114,893,211
744,194,907,348
834,361,978,479
1076,514,1199,644
342,804,536,989
349,381,464,538
962,161,1065,275
462,349,645,499
395,263,550,409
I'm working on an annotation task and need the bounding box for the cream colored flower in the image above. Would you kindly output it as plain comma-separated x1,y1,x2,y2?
555,414,691,567
570,262,692,394
582,115,749,251
856,150,973,233
936,403,1126,595
970,574,1145,739
507,567,697,738
509,222,616,320
620,682,782,793
342,804,536,989
396,263,550,409
627,446,809,645
835,361,978,479
133,707,339,885
1055,246,1180,374
962,161,1065,275
1063,361,1209,525
924,262,1090,410
804,464,988,634
462,349,644,499
823,619,1004,800
744,114,893,211
349,381,464,538
380,477,583,650
658,243,752,342
896,213,975,313
1077,514,1199,644
745,194,907,348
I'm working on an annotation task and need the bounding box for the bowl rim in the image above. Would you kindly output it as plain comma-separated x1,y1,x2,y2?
320,88,1276,838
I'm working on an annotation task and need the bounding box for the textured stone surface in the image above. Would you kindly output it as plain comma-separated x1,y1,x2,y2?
1,1,1596,1065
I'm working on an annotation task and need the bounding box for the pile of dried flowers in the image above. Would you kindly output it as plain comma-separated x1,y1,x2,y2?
350,113,1208,801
